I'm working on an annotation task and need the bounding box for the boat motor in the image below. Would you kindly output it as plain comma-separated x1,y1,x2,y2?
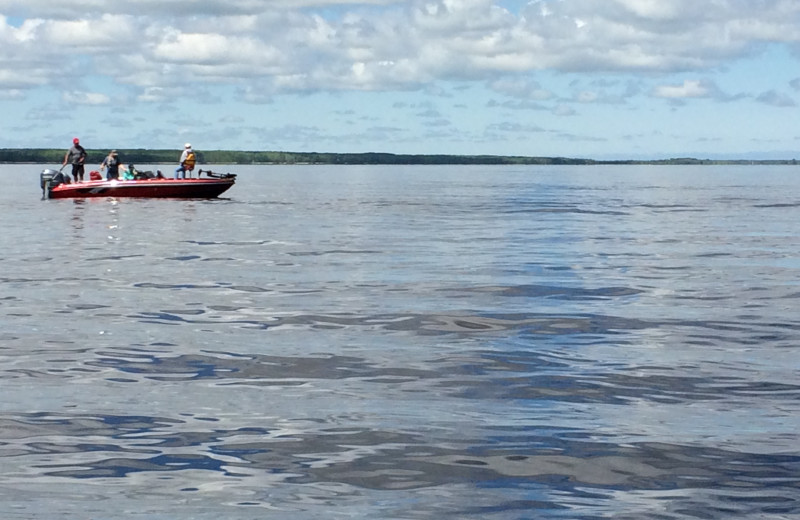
40,169,69,199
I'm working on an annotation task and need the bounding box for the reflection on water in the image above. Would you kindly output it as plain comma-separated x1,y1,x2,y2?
1,164,799,519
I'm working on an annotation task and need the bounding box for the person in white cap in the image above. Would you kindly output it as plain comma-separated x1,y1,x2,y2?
175,143,196,179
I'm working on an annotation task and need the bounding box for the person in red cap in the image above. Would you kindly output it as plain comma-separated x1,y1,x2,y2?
63,137,87,182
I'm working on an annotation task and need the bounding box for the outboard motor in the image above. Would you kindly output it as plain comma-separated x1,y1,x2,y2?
40,169,69,199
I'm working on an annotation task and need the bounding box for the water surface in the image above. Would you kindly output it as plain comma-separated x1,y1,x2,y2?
1,164,799,519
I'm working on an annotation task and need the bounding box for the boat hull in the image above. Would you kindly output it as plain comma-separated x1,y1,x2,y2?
46,177,235,199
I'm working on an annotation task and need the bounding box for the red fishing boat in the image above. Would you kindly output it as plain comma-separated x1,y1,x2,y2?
40,168,236,199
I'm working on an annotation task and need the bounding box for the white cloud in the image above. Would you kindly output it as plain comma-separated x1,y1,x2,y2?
137,86,172,103
652,80,711,99
612,0,686,20
63,90,112,105
0,0,799,96
0,0,400,18
488,78,552,100
0,68,49,88
152,33,278,67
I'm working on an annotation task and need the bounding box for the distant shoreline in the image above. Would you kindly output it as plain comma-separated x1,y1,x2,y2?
1,148,797,166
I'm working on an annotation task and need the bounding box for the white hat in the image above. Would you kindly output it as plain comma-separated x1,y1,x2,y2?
184,143,192,148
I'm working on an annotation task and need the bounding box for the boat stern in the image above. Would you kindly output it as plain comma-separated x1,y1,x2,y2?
40,169,70,199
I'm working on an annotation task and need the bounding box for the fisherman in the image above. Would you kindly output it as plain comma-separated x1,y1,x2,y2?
62,137,87,182
100,150,122,180
175,143,196,179
121,164,137,180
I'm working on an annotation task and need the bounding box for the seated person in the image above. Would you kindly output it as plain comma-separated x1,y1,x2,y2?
121,164,137,180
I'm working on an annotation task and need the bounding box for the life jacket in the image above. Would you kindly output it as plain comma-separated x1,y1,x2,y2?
184,151,196,170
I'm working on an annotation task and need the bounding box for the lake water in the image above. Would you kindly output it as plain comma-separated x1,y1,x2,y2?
1,163,798,519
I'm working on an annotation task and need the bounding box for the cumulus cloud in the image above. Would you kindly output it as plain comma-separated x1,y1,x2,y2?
652,80,713,99
489,78,553,100
0,0,799,98
63,90,112,105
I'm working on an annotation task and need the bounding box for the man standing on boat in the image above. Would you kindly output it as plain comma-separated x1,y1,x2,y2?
100,150,122,180
62,137,87,182
175,143,196,179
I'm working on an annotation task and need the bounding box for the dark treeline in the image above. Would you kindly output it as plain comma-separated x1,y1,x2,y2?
0,148,599,165
1,148,797,166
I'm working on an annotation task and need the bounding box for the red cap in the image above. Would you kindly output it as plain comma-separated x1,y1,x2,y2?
73,137,80,144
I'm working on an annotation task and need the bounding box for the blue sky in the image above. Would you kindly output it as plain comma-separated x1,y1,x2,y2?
2,0,800,160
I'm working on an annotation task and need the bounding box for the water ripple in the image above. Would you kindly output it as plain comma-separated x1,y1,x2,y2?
4,165,800,518
2,412,797,508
